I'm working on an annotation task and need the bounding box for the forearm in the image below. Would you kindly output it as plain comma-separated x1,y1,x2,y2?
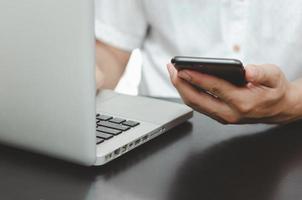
96,40,131,89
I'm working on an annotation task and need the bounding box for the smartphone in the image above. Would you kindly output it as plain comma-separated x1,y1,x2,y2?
171,56,246,86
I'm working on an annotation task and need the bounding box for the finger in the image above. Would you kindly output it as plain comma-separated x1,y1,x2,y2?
167,65,238,123
177,69,241,103
167,63,177,83
245,64,283,88
177,80,238,123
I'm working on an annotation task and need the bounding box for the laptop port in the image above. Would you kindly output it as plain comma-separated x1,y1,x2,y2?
105,153,112,161
149,128,163,139
128,142,134,148
114,148,120,156
135,139,141,146
142,135,149,141
121,145,127,153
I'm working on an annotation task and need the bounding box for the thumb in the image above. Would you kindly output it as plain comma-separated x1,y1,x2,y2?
245,64,282,88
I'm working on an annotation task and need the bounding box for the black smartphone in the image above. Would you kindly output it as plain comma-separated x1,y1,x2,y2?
171,56,246,86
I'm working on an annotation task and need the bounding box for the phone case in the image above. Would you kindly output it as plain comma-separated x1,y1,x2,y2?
172,56,246,86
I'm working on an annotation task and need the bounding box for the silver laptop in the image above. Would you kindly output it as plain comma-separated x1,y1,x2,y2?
0,0,193,166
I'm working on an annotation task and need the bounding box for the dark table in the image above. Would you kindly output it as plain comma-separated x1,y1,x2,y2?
1,110,302,200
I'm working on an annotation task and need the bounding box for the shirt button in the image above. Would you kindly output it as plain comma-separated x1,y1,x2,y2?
233,44,241,53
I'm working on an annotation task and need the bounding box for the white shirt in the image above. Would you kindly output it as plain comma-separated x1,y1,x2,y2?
95,0,302,98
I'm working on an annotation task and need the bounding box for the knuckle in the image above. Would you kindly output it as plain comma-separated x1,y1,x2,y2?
217,115,240,125
268,64,283,80
236,103,253,114
274,70,283,81
219,112,241,125
208,114,230,125
226,115,240,124
207,111,231,125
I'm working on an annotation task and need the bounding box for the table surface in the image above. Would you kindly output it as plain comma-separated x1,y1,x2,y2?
1,107,302,200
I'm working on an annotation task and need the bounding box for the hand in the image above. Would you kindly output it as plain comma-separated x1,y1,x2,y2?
167,63,302,124
96,65,104,92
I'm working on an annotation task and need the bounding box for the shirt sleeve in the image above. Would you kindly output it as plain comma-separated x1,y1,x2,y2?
95,0,148,51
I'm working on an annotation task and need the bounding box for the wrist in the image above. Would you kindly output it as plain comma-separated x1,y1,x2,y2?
283,81,302,123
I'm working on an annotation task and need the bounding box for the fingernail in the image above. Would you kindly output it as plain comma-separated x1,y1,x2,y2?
178,71,192,82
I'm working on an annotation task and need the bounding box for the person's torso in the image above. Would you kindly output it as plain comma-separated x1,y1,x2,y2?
138,0,302,97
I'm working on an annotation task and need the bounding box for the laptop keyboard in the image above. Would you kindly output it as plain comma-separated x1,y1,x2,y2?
96,114,140,145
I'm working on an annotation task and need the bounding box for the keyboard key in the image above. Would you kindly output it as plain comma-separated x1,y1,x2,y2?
97,121,130,131
97,115,112,121
97,126,122,136
96,132,113,140
109,117,126,124
123,120,140,127
97,137,104,144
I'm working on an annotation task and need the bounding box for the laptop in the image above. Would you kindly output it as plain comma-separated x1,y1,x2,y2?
0,0,193,166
